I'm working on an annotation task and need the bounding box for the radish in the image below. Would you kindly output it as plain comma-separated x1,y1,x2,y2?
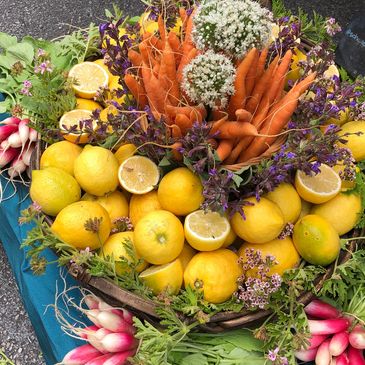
294,347,318,361
87,328,112,354
308,318,350,335
85,309,102,328
96,310,135,334
348,346,365,364
100,332,137,353
7,132,22,148
18,119,30,155
349,328,365,349
0,124,19,142
61,344,102,365
74,325,99,340
0,116,21,125
0,148,20,168
304,299,340,319
315,339,331,365
20,142,35,166
335,351,350,365
84,354,114,365
84,295,100,310
329,331,349,356
306,334,329,350
103,350,135,365
8,157,27,178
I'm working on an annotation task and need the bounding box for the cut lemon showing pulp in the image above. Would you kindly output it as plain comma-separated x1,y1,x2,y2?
69,62,109,99
295,163,341,204
118,155,160,194
59,109,95,144
184,210,230,251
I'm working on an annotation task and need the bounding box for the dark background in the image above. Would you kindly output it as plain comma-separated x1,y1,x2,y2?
0,1,364,364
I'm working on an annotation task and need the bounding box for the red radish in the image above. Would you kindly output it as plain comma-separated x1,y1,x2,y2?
8,157,27,178
85,309,102,327
0,117,21,125
349,328,365,349
61,344,102,365
0,147,19,168
304,299,340,320
7,132,22,148
308,318,350,335
348,346,365,364
28,127,39,143
294,347,318,361
306,334,328,350
103,350,135,365
100,332,137,353
96,310,135,334
329,331,349,356
315,339,331,365
0,124,19,142
21,143,35,166
84,353,114,365
18,119,30,155
75,325,99,340
87,328,113,354
335,351,350,365
84,295,100,310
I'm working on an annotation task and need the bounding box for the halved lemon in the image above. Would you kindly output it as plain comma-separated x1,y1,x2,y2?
118,155,160,194
184,210,230,251
139,258,183,295
295,163,341,204
59,109,95,144
69,62,109,99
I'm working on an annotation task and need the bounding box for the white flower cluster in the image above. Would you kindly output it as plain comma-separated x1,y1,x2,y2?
182,50,236,108
192,0,274,58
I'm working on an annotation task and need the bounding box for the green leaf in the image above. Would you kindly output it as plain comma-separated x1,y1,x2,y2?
180,354,208,365
128,16,141,25
159,156,172,168
7,43,34,65
0,32,17,49
0,98,11,113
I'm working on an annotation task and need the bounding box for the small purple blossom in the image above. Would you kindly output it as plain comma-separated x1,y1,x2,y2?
325,18,342,36
267,347,279,361
36,48,46,57
34,60,53,74
20,79,32,96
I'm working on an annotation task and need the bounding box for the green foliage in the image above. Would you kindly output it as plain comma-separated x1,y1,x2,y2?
0,349,15,365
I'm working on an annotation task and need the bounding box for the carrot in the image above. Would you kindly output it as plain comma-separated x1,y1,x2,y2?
227,48,258,119
216,121,258,139
245,50,260,98
152,63,160,78
168,31,183,65
256,48,269,80
182,12,194,49
175,113,192,134
158,15,166,45
177,47,198,84
235,109,253,123
179,8,188,27
123,74,148,109
143,32,163,51
170,141,183,161
251,95,270,128
165,105,206,121
189,108,202,123
208,138,218,149
210,114,228,135
128,49,143,69
224,136,252,164
216,139,234,162
291,72,317,95
139,42,156,67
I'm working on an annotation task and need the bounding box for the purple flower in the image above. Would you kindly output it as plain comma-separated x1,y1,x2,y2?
267,347,279,361
20,79,32,96
36,48,46,57
325,18,342,36
34,60,53,74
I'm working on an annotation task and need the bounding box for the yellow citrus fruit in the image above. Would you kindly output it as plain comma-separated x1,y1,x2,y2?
337,121,365,162
311,192,361,235
107,75,127,104
323,64,340,79
134,210,184,265
59,109,96,144
295,163,341,204
238,237,300,276
93,58,111,75
178,243,197,270
293,214,340,266
157,167,204,216
139,258,183,295
101,232,147,275
51,201,111,250
231,197,285,244
40,141,82,177
30,167,81,216
184,249,242,304
81,190,129,228
326,107,349,126
297,199,312,222
286,48,306,86
184,210,230,251
102,27,129,48
139,12,182,35
118,155,160,195
99,105,119,122
68,62,109,99
74,145,119,196
265,183,302,223
75,98,102,111
333,162,357,191
114,144,137,165
221,225,238,248
129,190,162,226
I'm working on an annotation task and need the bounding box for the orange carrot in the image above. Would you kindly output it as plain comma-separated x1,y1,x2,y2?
152,63,160,78
216,121,258,139
128,49,143,69
170,124,182,138
179,8,188,25
291,72,317,95
177,47,198,84
139,42,156,67
182,12,194,49
224,137,252,164
256,48,269,80
158,15,166,45
168,31,183,65
210,114,228,135
123,74,148,109
235,109,253,123
189,108,202,123
245,50,260,98
143,32,163,51
216,139,234,162
208,138,218,149
251,95,270,128
165,104,206,120
175,113,192,134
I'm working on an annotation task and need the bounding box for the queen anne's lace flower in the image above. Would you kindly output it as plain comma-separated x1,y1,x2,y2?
182,50,236,107
192,0,274,58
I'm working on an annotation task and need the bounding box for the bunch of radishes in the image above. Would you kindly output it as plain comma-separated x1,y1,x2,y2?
0,116,39,178
59,295,138,365
295,299,365,364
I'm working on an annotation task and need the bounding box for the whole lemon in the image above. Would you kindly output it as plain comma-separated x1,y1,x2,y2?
184,249,242,304
311,193,361,235
81,190,129,228
74,145,119,196
30,167,81,216
238,237,300,276
337,121,365,162
129,191,162,226
178,243,197,270
101,232,147,275
297,199,312,222
157,167,204,216
134,210,184,265
231,197,285,244
40,141,82,176
293,214,340,266
76,98,102,111
51,201,111,250
265,183,302,223
114,144,137,165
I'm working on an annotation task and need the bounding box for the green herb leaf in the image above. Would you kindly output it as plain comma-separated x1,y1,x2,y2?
7,43,34,65
0,32,17,49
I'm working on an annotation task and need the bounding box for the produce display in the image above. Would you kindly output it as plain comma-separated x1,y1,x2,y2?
1,0,365,364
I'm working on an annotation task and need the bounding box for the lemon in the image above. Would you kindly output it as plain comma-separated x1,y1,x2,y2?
139,12,182,35
134,210,184,265
295,163,341,204
231,197,285,244
30,167,81,216
81,190,129,228
311,193,361,235
74,145,119,196
265,183,302,223
326,108,349,126
337,121,365,162
107,75,127,104
51,201,111,250
118,156,160,194
40,141,82,177
59,109,95,144
184,210,230,251
178,243,197,270
297,199,312,222
158,167,204,216
69,62,109,99
286,48,306,86
184,249,242,304
292,214,340,266
93,58,111,75
114,144,137,165
333,162,357,191
99,105,119,123
129,190,162,226
323,64,340,79
76,98,102,111
221,225,238,248
139,258,183,295
101,232,147,275
238,237,300,276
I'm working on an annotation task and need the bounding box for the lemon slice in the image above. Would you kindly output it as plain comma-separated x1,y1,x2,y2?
323,64,340,79
118,155,160,194
69,62,109,99
59,109,96,144
139,258,183,295
184,210,230,251
295,163,341,204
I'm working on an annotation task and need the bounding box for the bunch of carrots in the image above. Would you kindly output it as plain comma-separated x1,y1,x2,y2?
123,9,316,167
